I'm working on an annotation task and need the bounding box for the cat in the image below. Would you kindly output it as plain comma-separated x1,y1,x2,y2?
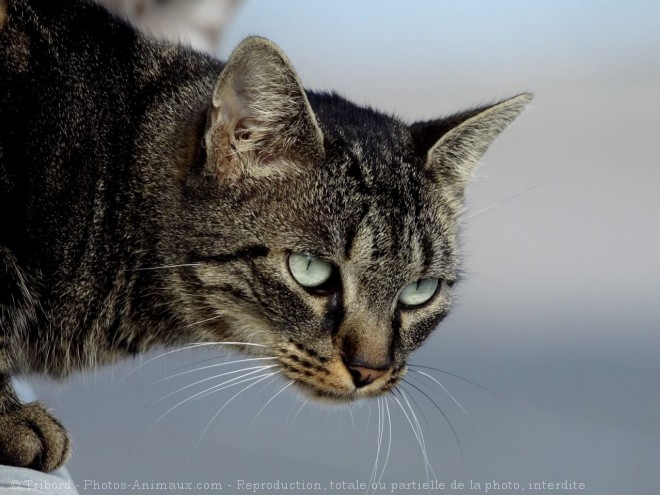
0,0,531,472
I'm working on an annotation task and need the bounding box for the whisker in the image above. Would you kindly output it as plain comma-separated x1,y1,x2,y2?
376,396,393,487
410,369,470,417
142,371,273,441
290,396,311,428
248,380,294,430
378,397,385,468
283,395,299,426
182,314,223,329
153,365,276,404
133,263,202,271
120,342,267,383
252,373,283,401
196,372,279,447
401,381,431,427
152,357,278,384
348,404,356,432
191,372,278,403
368,397,383,495
166,354,231,373
400,388,437,482
392,389,435,482
402,378,465,458
376,397,385,487
391,390,427,478
364,399,373,437
464,182,543,221
408,364,505,400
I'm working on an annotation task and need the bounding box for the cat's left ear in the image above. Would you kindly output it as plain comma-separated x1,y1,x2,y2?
205,36,324,177
410,93,532,197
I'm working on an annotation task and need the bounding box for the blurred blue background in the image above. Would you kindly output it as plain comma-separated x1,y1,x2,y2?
33,1,659,493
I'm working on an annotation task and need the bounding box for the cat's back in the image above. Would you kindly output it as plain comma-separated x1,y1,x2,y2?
0,0,220,263
0,0,222,344
0,0,221,166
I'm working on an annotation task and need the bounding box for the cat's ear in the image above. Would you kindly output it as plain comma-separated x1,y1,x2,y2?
410,93,532,197
205,36,324,177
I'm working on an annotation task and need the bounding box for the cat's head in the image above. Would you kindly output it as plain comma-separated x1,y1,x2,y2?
170,37,531,402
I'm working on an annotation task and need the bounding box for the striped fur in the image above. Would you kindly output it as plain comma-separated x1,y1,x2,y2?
0,0,530,471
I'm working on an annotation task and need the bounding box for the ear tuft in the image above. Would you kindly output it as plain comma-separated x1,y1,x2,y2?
205,36,324,177
411,93,532,196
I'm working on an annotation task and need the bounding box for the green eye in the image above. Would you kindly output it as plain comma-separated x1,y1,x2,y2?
398,278,439,307
288,253,333,288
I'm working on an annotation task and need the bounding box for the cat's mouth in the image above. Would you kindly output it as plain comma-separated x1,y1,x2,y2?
290,374,401,403
274,342,403,402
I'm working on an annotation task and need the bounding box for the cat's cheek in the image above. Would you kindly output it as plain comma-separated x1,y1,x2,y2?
401,312,449,352
278,357,355,398
398,294,451,352
223,312,275,348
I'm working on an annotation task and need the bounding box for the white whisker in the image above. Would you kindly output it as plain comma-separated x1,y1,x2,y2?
248,380,294,430
408,363,504,398
120,341,267,383
182,314,223,329
290,397,311,428
464,183,543,221
133,263,201,271
400,388,437,482
251,373,283,401
348,404,356,432
142,371,273,440
377,396,393,486
400,391,429,483
412,369,469,417
364,399,373,440
191,372,277,403
196,372,279,447
154,365,276,404
152,357,278,384
392,392,435,483
403,378,466,456
367,397,385,493
368,397,383,495
167,354,231,373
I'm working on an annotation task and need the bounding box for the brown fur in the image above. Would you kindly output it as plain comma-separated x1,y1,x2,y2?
0,0,531,472
0,0,7,31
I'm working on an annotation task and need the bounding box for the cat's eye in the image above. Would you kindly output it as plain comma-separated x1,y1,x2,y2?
398,278,440,307
288,253,334,288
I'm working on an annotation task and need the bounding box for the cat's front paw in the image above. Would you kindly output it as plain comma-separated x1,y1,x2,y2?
0,402,71,472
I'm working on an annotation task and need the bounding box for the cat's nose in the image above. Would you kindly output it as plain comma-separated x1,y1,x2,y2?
347,365,388,388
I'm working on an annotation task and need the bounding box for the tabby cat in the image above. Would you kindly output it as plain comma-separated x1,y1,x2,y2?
0,0,531,472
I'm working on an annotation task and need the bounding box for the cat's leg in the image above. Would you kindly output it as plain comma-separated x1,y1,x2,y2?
0,375,71,472
0,228,71,471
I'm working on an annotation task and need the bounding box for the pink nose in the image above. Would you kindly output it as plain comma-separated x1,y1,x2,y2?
348,366,387,388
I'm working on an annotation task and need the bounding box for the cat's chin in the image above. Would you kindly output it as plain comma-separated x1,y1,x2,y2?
290,377,399,405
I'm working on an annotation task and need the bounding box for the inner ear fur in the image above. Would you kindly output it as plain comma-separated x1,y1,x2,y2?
205,36,324,177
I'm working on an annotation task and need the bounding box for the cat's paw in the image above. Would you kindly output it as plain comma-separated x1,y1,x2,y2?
0,402,71,472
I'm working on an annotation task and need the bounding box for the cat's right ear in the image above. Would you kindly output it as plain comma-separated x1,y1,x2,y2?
204,37,324,178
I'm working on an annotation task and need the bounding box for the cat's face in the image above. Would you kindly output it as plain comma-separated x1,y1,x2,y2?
171,37,530,402
181,138,458,401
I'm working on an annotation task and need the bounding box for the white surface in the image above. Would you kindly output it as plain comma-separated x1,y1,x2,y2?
0,465,77,495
